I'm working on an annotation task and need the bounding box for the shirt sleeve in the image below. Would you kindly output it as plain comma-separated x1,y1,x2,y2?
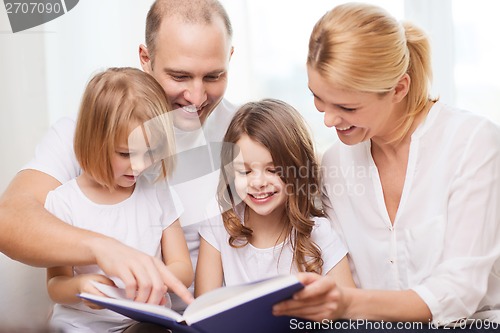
21,117,80,184
412,120,500,325
312,217,348,275
155,181,184,229
198,215,225,252
44,187,74,226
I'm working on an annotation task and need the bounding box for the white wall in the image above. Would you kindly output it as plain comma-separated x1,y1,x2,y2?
0,0,154,327
0,5,53,328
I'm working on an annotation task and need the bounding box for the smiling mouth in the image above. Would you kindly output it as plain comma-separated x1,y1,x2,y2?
336,125,354,131
249,192,275,199
182,105,198,113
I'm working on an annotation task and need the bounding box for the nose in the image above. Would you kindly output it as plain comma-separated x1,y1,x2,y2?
323,109,342,128
131,153,153,175
184,80,207,109
249,171,267,189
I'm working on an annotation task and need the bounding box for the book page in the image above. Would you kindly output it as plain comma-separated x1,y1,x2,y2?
183,275,299,324
91,281,128,299
79,293,184,322
90,281,172,309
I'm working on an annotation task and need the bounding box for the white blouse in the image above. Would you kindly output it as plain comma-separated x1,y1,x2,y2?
200,209,347,286
321,101,500,325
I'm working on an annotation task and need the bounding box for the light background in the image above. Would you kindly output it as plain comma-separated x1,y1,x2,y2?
0,0,499,328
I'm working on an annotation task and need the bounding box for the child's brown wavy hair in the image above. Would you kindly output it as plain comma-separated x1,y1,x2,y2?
218,99,324,274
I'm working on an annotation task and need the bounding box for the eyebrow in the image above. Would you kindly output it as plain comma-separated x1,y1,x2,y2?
308,87,359,109
163,68,226,76
232,161,275,167
115,145,129,151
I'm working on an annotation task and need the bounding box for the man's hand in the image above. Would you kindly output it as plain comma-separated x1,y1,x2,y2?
90,237,194,305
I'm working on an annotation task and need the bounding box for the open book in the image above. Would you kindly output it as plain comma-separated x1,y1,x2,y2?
79,275,304,333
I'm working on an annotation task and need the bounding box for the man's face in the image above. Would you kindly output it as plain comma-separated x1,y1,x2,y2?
140,16,233,131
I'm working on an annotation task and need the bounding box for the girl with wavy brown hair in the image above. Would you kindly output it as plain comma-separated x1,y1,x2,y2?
195,98,355,296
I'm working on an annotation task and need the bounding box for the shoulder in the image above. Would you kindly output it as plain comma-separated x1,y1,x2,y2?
199,214,226,246
138,178,183,213
427,102,500,152
203,99,239,142
217,98,239,116
309,216,348,260
44,179,79,212
47,178,78,197
432,102,500,138
54,115,77,127
50,116,77,137
310,216,336,236
309,216,345,243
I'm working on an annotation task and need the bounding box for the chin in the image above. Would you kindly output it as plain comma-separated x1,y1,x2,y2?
175,120,203,132
172,114,203,132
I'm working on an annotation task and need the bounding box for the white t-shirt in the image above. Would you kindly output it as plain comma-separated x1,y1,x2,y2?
22,98,238,312
321,101,500,325
199,205,348,286
44,177,182,333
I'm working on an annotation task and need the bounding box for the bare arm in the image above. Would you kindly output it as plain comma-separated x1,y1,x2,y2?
0,169,193,305
46,266,115,309
161,220,194,288
342,287,431,322
325,256,356,288
0,169,96,266
273,273,431,322
194,237,223,297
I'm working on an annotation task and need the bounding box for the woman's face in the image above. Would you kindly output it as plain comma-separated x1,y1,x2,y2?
307,65,401,146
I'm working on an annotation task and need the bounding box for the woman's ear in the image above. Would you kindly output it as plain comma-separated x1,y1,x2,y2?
393,73,410,103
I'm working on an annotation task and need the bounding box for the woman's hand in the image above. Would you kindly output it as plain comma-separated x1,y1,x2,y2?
273,272,348,322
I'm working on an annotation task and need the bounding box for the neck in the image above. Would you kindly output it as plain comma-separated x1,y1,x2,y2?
77,173,134,204
245,206,287,248
371,100,433,158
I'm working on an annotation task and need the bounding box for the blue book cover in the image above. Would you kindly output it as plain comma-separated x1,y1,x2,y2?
79,275,304,333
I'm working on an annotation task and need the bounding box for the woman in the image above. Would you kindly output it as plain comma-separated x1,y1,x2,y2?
273,2,500,327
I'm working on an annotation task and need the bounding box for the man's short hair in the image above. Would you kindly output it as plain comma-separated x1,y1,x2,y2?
145,0,233,63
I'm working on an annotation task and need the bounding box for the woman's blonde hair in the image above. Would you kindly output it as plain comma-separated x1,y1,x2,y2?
308,3,437,142
218,99,324,274
74,67,175,189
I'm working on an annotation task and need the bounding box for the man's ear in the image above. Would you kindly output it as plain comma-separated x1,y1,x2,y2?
139,44,152,73
393,73,410,103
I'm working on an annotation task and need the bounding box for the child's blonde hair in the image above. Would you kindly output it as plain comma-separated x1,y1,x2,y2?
218,99,324,274
74,67,175,189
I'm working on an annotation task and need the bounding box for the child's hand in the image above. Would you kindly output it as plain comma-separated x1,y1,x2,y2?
76,274,116,310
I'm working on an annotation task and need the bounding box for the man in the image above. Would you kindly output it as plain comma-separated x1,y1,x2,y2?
0,0,235,309
139,0,236,312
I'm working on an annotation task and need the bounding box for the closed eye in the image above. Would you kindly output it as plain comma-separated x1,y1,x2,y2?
171,75,189,81
205,72,224,82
